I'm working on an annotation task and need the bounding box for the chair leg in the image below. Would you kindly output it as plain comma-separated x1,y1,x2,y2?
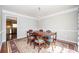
30,42,32,46
38,46,41,53
27,39,29,44
33,43,36,49
34,45,35,49
38,44,43,53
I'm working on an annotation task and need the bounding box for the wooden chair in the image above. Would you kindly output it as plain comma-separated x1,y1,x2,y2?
43,31,57,50
53,32,57,45
34,36,45,53
27,30,35,45
33,31,45,53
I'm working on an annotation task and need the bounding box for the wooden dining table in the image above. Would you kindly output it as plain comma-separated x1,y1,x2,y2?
32,31,57,38
32,31,57,52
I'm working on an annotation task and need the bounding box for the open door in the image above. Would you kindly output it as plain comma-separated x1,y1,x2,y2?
6,18,17,41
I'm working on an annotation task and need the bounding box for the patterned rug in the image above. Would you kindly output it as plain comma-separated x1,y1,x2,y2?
8,38,78,53
10,40,20,53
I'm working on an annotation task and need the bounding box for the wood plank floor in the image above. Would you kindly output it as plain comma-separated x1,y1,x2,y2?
1,42,7,53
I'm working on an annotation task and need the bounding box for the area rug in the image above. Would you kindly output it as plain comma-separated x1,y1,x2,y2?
9,38,78,53
10,40,20,53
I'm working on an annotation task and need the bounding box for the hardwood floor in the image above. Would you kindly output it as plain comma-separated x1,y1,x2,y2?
1,42,7,53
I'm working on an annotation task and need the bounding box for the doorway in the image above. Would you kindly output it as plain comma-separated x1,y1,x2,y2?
6,18,17,41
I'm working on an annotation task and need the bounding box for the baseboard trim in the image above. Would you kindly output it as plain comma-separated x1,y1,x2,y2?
17,37,27,40
57,39,77,45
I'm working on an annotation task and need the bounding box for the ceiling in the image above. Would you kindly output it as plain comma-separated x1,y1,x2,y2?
1,5,79,18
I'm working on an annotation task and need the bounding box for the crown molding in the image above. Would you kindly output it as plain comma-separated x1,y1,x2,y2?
2,7,79,20
40,7,79,19
2,9,37,20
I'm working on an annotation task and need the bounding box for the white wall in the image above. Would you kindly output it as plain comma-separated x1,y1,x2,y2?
78,9,79,51
1,8,78,44
39,11,78,43
2,10,37,42
0,7,2,48
17,16,37,39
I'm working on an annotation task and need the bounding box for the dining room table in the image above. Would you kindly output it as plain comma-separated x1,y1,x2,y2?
31,31,57,52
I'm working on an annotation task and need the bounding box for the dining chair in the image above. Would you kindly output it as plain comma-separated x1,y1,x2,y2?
33,35,46,53
27,29,35,45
